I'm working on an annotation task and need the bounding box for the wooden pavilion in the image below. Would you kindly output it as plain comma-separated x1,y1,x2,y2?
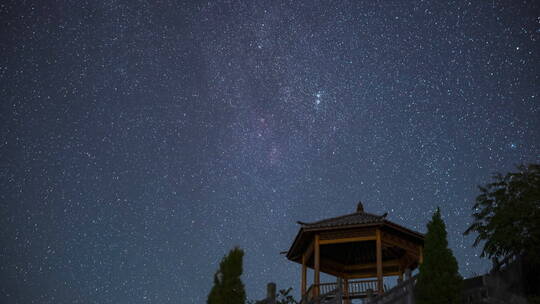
285,202,424,303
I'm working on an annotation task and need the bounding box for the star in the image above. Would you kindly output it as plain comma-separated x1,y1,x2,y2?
315,92,322,105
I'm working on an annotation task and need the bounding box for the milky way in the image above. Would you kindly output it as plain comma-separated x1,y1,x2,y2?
1,1,539,303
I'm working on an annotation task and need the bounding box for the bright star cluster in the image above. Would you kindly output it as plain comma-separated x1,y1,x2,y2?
1,1,539,303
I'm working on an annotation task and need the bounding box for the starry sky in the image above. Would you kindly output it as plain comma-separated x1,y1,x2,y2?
1,1,539,303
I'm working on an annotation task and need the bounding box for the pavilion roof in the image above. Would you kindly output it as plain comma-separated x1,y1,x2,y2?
299,211,385,230
286,203,424,262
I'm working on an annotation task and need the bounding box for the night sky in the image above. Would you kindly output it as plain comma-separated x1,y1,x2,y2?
1,1,539,303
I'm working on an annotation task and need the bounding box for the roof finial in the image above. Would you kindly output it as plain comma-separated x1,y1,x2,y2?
356,201,364,213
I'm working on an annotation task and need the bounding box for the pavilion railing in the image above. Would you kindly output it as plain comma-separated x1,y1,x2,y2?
348,279,379,297
304,279,381,303
306,282,338,301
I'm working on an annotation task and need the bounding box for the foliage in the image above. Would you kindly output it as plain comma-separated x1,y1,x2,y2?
275,288,298,304
464,164,540,298
248,287,298,304
208,247,246,304
415,208,462,304
464,164,540,267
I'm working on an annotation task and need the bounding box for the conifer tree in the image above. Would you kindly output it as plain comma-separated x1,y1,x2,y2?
415,208,462,304
208,247,246,304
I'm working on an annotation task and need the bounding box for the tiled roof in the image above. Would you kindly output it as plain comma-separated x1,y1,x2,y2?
300,211,385,229
286,206,424,263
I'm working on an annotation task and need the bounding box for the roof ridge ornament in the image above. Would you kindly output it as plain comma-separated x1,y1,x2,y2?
356,201,364,213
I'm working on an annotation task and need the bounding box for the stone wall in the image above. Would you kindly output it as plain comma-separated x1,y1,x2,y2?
462,259,528,304
364,276,416,304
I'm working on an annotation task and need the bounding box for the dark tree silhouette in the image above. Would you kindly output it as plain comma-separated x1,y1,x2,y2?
208,247,246,304
415,208,462,304
464,164,540,267
464,164,540,302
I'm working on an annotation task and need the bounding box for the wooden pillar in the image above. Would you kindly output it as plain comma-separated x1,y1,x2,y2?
398,255,407,284
301,253,307,297
376,229,383,294
267,283,276,304
336,277,343,303
398,263,403,284
343,278,350,304
314,234,320,297
419,246,424,264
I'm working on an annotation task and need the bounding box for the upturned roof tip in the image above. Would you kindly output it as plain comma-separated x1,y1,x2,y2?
356,201,364,213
